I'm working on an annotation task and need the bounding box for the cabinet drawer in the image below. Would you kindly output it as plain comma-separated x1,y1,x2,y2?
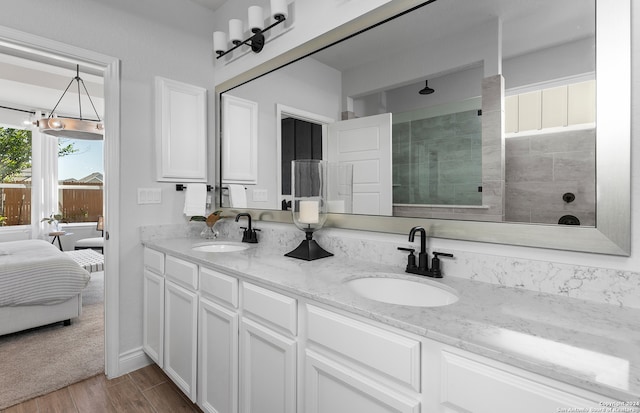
144,247,165,275
439,350,607,413
200,267,238,308
241,282,297,336
306,305,420,391
165,255,198,290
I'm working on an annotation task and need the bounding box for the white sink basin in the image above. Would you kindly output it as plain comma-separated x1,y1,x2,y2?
192,242,250,253
346,276,458,307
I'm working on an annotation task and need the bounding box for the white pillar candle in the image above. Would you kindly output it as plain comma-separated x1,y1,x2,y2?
298,200,319,224
248,6,264,32
270,0,288,20
228,19,244,44
213,31,227,54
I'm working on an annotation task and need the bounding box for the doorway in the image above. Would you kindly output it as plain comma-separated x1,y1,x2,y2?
0,25,120,382
276,104,335,209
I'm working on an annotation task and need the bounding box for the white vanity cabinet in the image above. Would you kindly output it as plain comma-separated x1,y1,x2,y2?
163,255,199,402
142,248,165,367
239,282,297,413
142,249,199,403
421,340,617,413
141,248,632,413
198,267,239,413
304,304,421,413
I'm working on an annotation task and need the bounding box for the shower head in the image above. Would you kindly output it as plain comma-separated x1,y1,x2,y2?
419,80,434,95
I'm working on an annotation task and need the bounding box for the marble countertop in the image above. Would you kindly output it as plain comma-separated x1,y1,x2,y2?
143,237,640,401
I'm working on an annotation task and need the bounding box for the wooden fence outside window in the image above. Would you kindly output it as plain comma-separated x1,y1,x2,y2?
0,182,103,226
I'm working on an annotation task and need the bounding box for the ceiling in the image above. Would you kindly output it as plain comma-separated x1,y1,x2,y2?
0,0,227,119
188,0,228,12
312,0,594,72
0,53,104,122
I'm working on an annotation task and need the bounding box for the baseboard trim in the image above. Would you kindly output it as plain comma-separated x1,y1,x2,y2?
116,347,152,377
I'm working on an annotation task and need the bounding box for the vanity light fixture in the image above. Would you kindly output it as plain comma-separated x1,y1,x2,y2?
213,0,289,59
35,64,104,140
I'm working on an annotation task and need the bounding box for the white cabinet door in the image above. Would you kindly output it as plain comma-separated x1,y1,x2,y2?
328,113,393,216
305,350,420,413
164,280,198,402
142,269,164,367
155,76,207,182
198,297,239,413
239,318,296,413
422,340,616,413
221,94,258,184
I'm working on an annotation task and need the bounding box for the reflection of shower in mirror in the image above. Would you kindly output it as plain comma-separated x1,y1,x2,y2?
418,80,435,95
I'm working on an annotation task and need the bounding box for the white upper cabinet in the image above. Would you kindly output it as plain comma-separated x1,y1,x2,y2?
155,76,207,182
221,94,258,184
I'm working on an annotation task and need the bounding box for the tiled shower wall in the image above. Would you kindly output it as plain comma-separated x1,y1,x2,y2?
505,128,596,225
392,108,483,206
393,75,505,222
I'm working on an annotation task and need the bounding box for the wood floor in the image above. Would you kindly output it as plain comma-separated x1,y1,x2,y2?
1,364,203,413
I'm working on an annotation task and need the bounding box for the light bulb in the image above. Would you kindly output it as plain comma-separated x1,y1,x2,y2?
213,31,228,56
248,6,264,33
229,19,243,45
48,118,64,131
270,0,288,20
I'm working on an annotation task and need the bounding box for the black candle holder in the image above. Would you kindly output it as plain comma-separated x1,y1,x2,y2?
285,229,333,261
285,160,333,261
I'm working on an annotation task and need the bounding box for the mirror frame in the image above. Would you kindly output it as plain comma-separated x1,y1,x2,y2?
216,0,631,255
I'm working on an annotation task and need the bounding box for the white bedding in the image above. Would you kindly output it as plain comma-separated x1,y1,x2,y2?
0,239,90,306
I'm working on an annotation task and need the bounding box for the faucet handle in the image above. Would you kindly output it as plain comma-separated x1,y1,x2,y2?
433,252,453,258
397,247,417,271
430,252,454,278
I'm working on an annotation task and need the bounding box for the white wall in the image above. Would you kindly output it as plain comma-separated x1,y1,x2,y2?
0,0,217,359
355,66,483,117
213,1,640,274
354,37,593,117
504,37,595,91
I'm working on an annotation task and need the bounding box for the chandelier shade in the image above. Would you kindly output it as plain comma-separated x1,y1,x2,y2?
36,64,104,140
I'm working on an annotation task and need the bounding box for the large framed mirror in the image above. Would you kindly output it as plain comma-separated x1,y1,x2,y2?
216,0,630,255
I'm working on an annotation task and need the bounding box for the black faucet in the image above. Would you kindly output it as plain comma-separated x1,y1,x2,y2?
409,226,428,272
235,213,260,243
397,226,453,278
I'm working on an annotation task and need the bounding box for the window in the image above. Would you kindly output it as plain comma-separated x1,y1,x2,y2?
0,126,32,226
58,138,104,223
0,126,104,228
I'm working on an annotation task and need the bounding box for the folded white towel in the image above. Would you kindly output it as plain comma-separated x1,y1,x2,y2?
183,183,207,216
227,184,247,208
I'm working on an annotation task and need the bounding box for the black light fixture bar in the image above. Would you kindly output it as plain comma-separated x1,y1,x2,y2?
216,14,286,59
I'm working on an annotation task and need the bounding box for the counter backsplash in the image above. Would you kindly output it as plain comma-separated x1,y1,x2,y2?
141,219,640,310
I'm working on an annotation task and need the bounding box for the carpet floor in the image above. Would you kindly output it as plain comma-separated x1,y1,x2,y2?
0,271,104,410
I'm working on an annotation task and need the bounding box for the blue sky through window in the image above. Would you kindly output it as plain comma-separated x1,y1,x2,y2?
58,139,103,181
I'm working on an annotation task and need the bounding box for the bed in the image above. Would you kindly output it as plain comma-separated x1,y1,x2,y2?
0,239,91,336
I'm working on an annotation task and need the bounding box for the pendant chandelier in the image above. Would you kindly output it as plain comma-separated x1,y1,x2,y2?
36,64,104,140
